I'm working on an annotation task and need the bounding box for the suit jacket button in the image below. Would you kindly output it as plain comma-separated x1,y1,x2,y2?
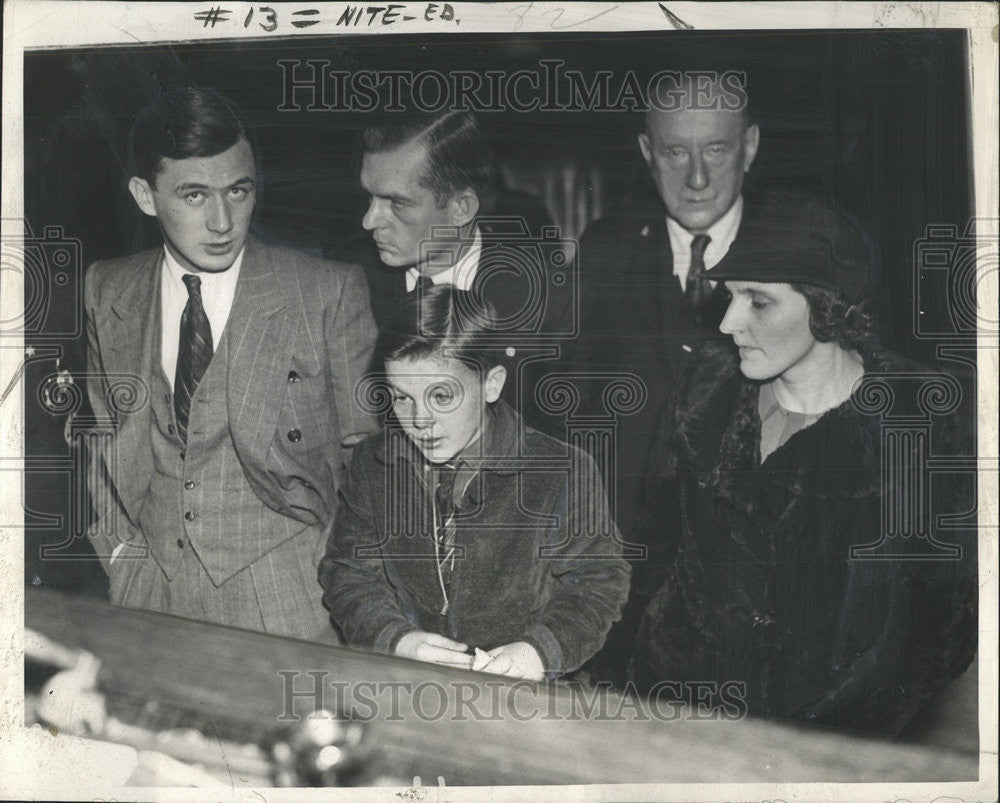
184,480,196,490
176,538,185,549
184,511,196,521
288,370,302,383
287,428,302,443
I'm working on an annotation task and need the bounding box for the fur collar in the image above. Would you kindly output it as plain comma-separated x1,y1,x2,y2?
672,343,949,513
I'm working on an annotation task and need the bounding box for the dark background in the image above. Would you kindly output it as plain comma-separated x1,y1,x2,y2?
20,29,975,593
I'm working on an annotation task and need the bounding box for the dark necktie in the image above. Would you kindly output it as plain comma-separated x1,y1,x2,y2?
174,274,214,443
685,234,712,308
411,274,435,295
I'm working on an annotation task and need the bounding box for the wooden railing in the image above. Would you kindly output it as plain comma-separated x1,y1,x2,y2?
23,586,978,787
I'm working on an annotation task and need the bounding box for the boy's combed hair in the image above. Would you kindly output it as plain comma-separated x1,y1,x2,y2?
362,110,491,206
129,86,255,187
375,285,503,373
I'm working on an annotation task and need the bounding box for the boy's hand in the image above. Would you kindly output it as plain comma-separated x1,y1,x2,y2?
476,642,545,681
395,631,470,667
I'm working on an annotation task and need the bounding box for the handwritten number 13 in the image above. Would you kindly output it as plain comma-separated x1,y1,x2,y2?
244,5,278,31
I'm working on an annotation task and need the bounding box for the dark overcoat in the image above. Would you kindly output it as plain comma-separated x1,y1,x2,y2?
631,343,978,734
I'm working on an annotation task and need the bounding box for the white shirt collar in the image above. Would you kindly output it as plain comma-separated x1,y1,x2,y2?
160,246,244,382
405,227,482,292
161,245,245,298
666,196,744,286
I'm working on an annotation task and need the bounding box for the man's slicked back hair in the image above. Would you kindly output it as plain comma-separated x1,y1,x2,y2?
363,110,491,206
129,86,255,187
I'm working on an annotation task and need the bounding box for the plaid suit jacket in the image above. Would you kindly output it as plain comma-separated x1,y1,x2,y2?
84,236,377,579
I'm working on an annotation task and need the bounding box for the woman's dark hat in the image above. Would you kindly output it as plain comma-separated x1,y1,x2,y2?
704,191,870,302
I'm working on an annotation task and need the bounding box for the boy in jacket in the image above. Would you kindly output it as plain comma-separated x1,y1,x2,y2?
320,286,630,679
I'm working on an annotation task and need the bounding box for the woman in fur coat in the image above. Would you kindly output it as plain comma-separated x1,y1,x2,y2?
630,192,977,734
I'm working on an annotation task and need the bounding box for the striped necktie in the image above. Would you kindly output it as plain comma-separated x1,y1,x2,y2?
174,274,214,443
433,459,461,613
685,233,712,308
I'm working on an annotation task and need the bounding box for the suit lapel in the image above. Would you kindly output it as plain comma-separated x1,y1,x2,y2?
226,237,302,467
386,266,407,319
104,250,160,367
360,240,407,329
102,250,160,513
649,220,689,366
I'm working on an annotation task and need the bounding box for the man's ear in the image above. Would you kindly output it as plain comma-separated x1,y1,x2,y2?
483,364,507,404
447,188,480,228
742,124,760,173
128,177,158,218
637,132,654,167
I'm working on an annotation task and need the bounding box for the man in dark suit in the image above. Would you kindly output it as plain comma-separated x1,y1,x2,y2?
84,87,376,640
578,74,760,684
355,110,573,434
